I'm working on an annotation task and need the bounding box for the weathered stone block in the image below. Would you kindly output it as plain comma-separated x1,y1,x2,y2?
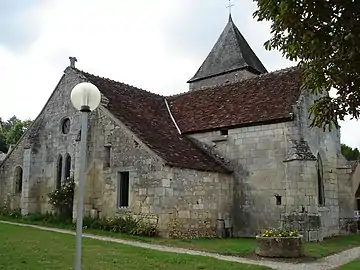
255,236,304,258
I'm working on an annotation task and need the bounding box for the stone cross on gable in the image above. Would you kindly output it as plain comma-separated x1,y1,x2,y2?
69,56,77,68
226,0,235,16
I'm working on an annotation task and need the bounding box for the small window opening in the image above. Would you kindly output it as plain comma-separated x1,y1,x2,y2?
275,195,282,205
317,154,325,206
220,129,228,136
64,154,71,181
117,172,130,208
61,118,71,134
14,166,23,194
104,145,111,168
56,155,63,189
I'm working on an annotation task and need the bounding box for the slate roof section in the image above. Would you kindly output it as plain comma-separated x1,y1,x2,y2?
169,67,302,133
73,68,231,174
188,15,268,83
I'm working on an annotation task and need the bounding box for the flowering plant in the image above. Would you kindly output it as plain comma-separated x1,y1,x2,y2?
48,177,75,219
260,228,299,237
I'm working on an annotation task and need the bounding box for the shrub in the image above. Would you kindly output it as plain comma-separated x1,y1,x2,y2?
48,177,74,219
260,228,299,238
82,215,158,237
0,206,21,218
26,211,72,224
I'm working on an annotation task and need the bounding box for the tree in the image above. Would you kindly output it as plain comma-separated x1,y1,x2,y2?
341,144,360,161
253,0,360,130
0,116,32,153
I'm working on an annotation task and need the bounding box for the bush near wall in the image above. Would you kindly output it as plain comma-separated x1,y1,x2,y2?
48,177,75,220
0,208,158,237
82,216,157,237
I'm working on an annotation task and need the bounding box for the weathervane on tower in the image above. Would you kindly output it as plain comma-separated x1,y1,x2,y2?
226,0,235,16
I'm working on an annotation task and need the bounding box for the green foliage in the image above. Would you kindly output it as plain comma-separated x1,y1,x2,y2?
26,211,71,224
0,116,32,153
341,144,360,161
0,206,21,218
253,0,360,130
0,205,157,237
82,215,158,237
48,177,74,220
260,228,299,238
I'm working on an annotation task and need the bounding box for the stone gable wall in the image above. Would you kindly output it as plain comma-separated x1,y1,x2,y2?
0,68,86,214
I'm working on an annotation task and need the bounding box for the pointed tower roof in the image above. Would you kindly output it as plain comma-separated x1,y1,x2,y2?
188,15,268,83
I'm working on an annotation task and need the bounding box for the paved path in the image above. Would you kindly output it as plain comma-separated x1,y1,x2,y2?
1,220,360,270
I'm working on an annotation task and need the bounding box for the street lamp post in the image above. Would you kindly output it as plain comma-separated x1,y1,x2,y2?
70,82,101,270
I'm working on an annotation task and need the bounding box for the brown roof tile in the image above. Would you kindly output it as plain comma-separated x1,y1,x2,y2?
74,68,230,173
169,67,302,133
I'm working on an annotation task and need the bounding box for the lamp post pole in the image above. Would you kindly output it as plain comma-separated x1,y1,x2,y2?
74,105,90,270
70,81,101,270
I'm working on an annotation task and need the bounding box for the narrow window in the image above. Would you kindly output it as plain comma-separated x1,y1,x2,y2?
317,154,325,206
61,118,71,134
14,166,23,194
220,129,228,136
56,155,63,189
64,154,71,181
104,145,111,168
275,195,282,205
117,172,130,208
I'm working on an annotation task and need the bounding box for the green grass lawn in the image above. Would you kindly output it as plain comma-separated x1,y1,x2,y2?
2,215,360,260
338,259,360,270
0,223,270,270
305,234,360,258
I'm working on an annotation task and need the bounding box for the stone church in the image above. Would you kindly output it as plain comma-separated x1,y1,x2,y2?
0,15,357,239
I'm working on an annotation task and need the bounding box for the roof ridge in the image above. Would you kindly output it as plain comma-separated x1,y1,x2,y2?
71,67,164,99
168,65,299,99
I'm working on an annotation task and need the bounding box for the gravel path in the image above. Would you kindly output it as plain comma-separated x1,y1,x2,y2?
1,220,360,270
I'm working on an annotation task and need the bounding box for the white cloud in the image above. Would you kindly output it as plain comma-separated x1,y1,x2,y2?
0,0,358,148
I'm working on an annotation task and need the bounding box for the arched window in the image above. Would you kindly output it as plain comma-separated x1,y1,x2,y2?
64,154,71,181
56,155,63,189
14,166,23,194
317,154,325,206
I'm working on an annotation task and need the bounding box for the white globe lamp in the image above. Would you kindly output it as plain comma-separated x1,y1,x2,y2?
70,82,101,112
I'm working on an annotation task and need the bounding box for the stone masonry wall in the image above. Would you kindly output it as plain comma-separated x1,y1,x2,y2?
187,92,350,238
295,91,350,237
0,139,25,210
189,69,257,91
188,121,297,236
82,107,233,238
0,67,86,214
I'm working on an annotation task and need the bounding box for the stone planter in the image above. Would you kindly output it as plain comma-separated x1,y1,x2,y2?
255,235,304,258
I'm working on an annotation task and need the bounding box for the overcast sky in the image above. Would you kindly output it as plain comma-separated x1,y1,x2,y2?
0,0,358,148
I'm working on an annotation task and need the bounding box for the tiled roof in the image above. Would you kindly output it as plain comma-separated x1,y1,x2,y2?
74,68,230,173
169,67,302,133
188,15,267,83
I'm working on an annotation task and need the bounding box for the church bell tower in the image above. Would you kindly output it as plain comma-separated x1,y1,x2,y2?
187,14,268,91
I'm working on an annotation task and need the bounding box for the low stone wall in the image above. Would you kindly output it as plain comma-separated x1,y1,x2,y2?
339,218,358,235
281,212,323,242
255,236,304,258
